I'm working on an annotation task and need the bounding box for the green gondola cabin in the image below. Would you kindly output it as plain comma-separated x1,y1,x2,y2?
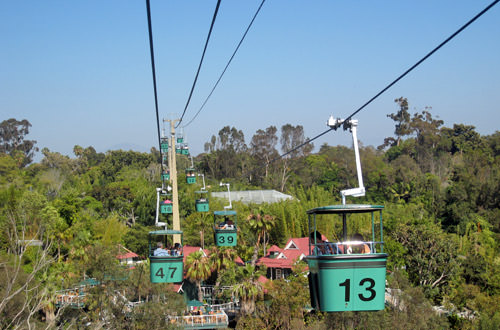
185,168,196,184
195,191,209,212
305,204,387,312
213,210,237,247
160,200,173,214
161,139,169,152
149,230,184,283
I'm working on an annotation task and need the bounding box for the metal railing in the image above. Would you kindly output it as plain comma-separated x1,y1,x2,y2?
167,310,228,329
312,241,385,256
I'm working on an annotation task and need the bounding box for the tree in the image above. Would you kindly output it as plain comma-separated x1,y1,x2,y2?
0,188,55,328
250,126,279,180
279,124,314,191
232,264,264,315
247,208,275,266
185,250,211,302
0,118,38,167
409,108,444,173
254,263,310,329
208,246,236,301
201,126,248,180
379,97,412,149
392,222,460,301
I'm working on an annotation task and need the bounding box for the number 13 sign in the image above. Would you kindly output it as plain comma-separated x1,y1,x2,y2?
314,258,387,312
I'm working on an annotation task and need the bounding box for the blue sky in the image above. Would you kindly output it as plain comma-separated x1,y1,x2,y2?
1,0,499,161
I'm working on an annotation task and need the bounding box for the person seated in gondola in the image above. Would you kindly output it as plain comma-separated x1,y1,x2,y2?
346,233,371,254
171,242,182,256
154,242,170,256
219,217,234,230
310,231,342,255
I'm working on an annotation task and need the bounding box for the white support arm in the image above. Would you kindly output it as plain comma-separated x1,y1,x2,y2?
327,116,365,204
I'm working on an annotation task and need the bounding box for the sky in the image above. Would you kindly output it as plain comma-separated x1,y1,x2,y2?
1,0,499,162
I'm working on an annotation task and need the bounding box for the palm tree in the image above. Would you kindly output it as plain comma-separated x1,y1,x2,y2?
185,250,211,302
232,264,264,315
208,247,236,300
247,208,275,265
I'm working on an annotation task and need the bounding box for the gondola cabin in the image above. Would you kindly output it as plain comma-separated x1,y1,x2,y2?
175,146,182,154
185,168,196,184
176,137,184,144
149,230,184,283
161,170,170,181
213,210,237,247
161,139,169,153
305,204,387,312
195,191,209,212
160,199,173,214
181,146,190,156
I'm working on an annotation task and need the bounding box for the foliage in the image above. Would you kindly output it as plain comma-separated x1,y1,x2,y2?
185,250,211,302
0,118,38,167
2,110,500,327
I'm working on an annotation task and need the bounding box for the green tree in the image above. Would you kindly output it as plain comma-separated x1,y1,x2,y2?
208,246,236,300
0,118,38,167
247,208,275,266
250,126,279,183
279,124,314,191
379,97,413,149
393,221,460,301
185,250,211,302
232,264,264,315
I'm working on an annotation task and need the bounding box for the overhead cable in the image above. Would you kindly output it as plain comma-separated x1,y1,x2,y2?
145,0,165,173
177,0,222,128
265,0,500,167
337,0,500,129
183,0,267,128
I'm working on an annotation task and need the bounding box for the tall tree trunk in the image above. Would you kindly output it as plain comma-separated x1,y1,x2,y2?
250,234,262,266
263,231,266,257
197,281,203,302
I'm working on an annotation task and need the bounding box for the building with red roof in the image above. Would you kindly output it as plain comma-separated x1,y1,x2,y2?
116,245,141,266
256,237,312,280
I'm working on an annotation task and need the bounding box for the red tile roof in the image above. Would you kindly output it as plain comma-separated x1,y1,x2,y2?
268,245,281,252
285,237,311,253
182,245,208,263
116,251,139,259
256,237,311,270
234,256,245,266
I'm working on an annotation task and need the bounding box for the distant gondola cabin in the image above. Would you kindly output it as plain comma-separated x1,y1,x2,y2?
185,168,196,184
161,139,169,152
213,210,237,247
195,191,209,212
160,200,173,214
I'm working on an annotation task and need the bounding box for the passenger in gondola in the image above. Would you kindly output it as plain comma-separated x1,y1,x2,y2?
225,219,234,229
171,242,181,256
310,231,341,255
347,233,371,254
154,242,170,256
219,217,234,229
